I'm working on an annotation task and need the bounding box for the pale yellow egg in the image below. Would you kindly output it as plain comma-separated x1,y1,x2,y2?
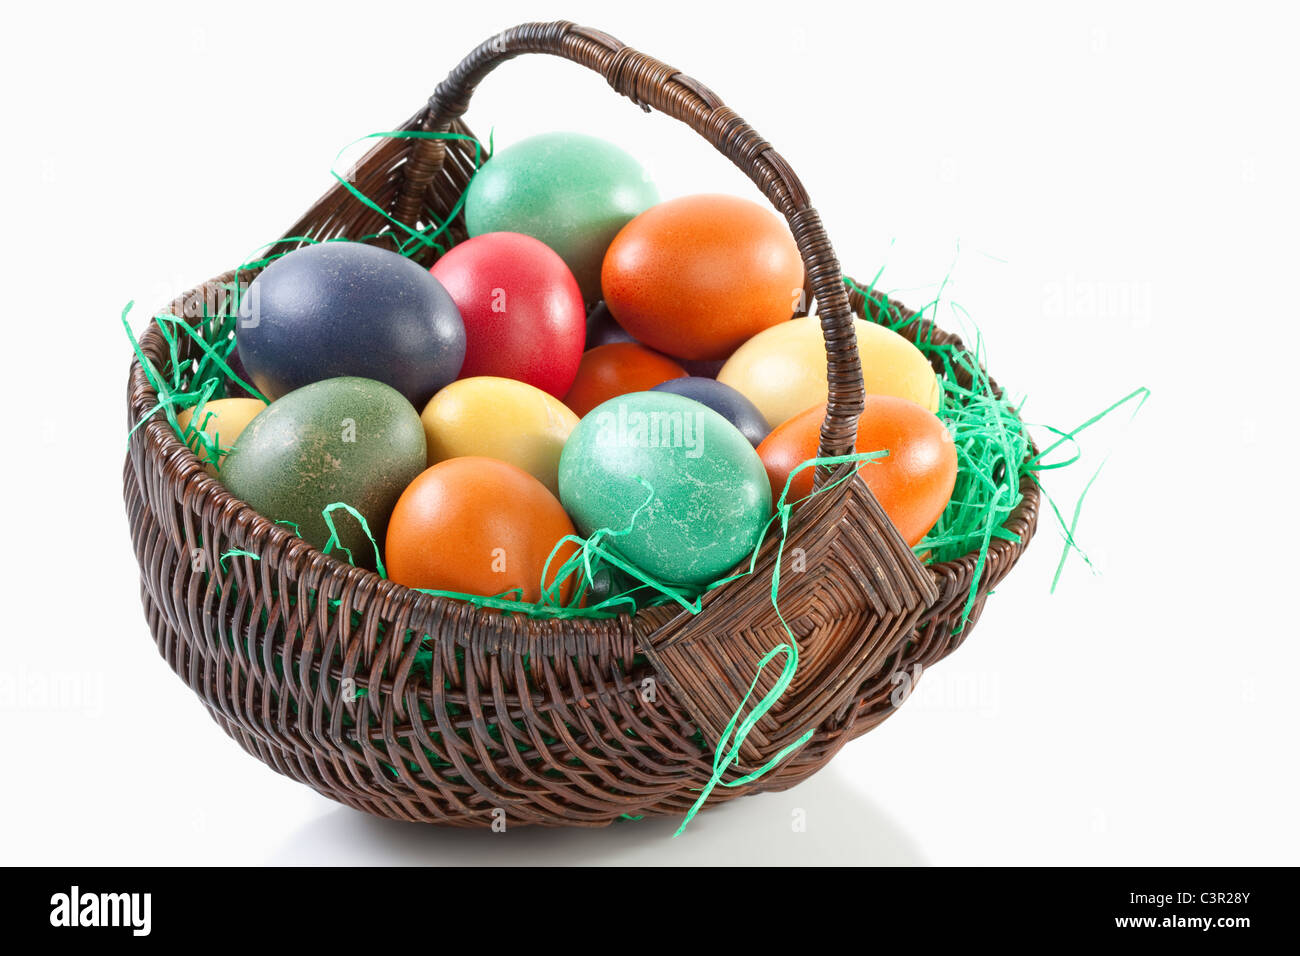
718,316,941,428
176,397,267,475
420,377,579,495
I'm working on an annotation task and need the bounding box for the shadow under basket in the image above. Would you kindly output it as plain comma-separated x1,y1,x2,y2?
123,21,1040,827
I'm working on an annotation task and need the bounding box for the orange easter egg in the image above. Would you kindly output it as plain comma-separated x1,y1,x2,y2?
601,194,804,361
757,397,957,546
385,457,579,603
563,342,687,418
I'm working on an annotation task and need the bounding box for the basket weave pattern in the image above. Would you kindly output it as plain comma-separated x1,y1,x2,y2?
123,21,1039,826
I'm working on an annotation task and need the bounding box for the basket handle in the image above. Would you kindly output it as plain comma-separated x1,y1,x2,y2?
392,20,865,468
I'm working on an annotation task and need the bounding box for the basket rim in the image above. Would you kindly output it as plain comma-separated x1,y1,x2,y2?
126,268,1039,640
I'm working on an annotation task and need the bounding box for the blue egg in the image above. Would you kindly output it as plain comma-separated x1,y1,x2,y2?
236,241,465,406
585,300,635,349
221,346,259,400
650,376,770,446
678,357,726,379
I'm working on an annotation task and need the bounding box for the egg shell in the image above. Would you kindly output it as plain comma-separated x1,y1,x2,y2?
236,241,465,407
465,132,659,304
222,347,260,400
176,397,267,475
558,391,772,586
430,232,585,398
585,564,639,607
563,343,687,418
757,397,957,546
601,194,805,361
385,457,579,604
420,377,579,495
584,300,635,349
220,377,426,568
718,315,942,428
650,376,770,446
678,356,727,379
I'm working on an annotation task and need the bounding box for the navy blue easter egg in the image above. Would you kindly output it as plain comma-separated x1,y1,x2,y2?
678,357,726,379
650,376,770,446
585,564,639,606
236,241,465,406
585,300,635,349
221,345,259,400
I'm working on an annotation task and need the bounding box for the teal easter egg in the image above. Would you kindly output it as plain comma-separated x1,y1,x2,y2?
558,391,772,586
221,377,426,567
465,132,658,303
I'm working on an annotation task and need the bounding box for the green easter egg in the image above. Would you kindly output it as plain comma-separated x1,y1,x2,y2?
558,391,772,586
465,132,658,303
221,377,426,567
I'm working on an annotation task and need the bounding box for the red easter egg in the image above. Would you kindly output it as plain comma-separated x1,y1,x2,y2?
430,232,586,397
563,343,687,418
757,397,958,547
601,194,805,361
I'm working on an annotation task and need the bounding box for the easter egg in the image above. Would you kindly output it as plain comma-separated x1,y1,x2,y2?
719,315,942,428
465,132,659,303
222,347,260,400
601,194,804,361
386,457,579,603
650,377,770,446
176,397,267,474
558,391,772,586
236,241,465,406
429,232,585,397
585,564,639,607
419,377,579,495
757,397,957,546
585,301,635,350
563,343,687,418
221,377,426,567
679,357,727,379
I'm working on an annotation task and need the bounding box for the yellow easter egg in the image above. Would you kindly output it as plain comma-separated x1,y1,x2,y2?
176,397,267,475
419,377,580,495
718,316,941,428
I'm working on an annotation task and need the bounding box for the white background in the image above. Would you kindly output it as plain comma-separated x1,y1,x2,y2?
2,0,1296,865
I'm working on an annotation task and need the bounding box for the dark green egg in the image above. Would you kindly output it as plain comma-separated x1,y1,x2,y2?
221,377,426,567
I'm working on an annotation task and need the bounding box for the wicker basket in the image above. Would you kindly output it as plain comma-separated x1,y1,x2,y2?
123,21,1040,827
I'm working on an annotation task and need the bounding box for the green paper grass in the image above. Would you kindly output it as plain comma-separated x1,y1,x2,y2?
845,275,1148,625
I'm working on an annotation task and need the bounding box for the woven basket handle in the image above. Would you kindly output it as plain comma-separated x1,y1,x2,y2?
393,20,865,465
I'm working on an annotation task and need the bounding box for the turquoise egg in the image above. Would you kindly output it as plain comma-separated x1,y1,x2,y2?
558,391,772,586
465,132,658,303
221,377,426,567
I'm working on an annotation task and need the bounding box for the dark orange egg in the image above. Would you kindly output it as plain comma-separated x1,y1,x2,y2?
601,194,804,361
757,397,958,547
563,342,687,418
385,457,579,603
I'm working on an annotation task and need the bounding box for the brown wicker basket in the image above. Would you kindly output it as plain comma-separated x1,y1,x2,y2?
123,21,1040,827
